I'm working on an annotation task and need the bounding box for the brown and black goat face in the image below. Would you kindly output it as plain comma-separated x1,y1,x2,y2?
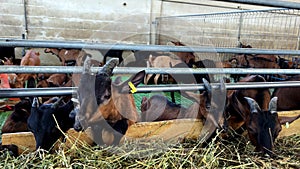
95,72,112,106
244,96,282,156
75,57,118,129
198,78,228,141
75,56,145,145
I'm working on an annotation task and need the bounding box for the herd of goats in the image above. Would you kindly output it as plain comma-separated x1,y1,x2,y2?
0,41,300,158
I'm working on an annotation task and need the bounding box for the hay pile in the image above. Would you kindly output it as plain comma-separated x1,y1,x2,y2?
0,131,299,168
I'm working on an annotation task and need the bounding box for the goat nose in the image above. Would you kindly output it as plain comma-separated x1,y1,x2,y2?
74,122,83,131
74,118,84,131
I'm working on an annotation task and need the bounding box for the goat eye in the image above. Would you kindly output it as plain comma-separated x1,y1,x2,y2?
104,93,111,99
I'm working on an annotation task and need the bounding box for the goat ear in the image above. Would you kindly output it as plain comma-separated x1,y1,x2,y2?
119,70,145,93
278,114,300,125
128,70,146,87
269,97,278,114
244,97,261,113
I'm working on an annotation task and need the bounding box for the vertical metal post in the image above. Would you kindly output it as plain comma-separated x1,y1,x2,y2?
23,0,28,39
296,24,300,50
154,18,160,45
237,13,243,47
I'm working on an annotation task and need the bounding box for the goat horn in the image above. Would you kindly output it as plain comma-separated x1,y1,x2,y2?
32,97,39,108
71,98,79,104
269,97,278,114
219,78,226,91
83,55,92,74
51,97,64,109
100,58,119,76
202,78,211,92
244,97,261,113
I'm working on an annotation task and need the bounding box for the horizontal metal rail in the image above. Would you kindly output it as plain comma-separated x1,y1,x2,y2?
0,66,300,75
0,87,77,98
1,39,300,55
156,8,289,19
213,0,300,10
1,82,300,98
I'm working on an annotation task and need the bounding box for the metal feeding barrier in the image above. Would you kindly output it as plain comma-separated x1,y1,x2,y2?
2,39,300,55
1,65,300,75
1,81,300,97
1,38,300,97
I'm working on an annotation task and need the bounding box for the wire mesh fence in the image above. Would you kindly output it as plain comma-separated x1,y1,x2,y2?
155,8,300,60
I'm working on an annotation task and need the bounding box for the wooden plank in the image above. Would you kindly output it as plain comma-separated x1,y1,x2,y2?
2,112,300,154
1,132,35,154
278,110,300,138
122,119,203,143
1,129,94,154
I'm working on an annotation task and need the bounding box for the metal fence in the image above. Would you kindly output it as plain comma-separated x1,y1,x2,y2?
155,8,300,60
2,82,300,98
1,38,300,97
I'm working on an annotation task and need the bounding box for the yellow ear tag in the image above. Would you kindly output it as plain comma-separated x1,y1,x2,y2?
128,81,137,94
285,122,290,129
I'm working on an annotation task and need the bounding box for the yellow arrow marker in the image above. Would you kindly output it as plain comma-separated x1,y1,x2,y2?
128,81,137,94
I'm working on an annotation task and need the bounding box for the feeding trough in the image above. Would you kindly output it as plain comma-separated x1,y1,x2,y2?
2,110,300,154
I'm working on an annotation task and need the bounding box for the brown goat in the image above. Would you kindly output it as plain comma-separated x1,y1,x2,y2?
74,57,145,145
12,49,41,88
0,74,10,88
171,41,196,63
20,49,41,66
37,73,70,88
225,75,300,156
1,98,31,133
44,48,87,66
144,55,183,85
141,78,227,141
272,75,300,111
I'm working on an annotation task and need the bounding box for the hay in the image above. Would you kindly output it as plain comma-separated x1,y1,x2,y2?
0,132,299,168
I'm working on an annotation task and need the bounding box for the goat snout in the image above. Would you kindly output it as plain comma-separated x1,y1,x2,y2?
74,120,83,131
73,115,86,132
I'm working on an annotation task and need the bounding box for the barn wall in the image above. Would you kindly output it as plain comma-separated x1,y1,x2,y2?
1,0,300,64
24,0,152,44
0,0,24,39
1,0,282,44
